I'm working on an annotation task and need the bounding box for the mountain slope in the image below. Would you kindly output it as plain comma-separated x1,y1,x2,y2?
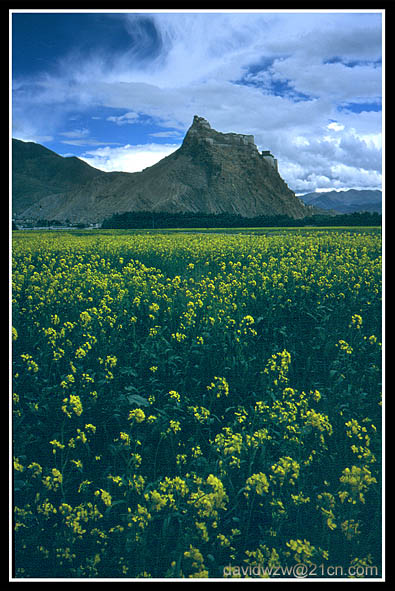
12,139,105,217
13,116,308,223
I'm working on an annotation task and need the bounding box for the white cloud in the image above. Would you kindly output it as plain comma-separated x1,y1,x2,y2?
79,142,180,172
106,111,140,125
327,122,345,132
269,56,381,103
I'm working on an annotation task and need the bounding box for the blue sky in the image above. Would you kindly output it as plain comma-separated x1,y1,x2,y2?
11,10,383,193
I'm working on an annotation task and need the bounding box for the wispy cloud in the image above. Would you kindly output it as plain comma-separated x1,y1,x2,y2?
59,127,121,147
59,128,90,139
149,130,183,138
106,111,140,125
60,139,122,147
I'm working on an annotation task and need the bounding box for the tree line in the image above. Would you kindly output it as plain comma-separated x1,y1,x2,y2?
101,210,382,229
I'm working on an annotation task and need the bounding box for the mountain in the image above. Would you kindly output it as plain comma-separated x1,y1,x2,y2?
12,139,105,217
13,115,308,223
299,189,382,214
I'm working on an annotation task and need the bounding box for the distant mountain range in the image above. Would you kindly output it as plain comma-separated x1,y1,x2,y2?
299,189,382,214
12,116,308,224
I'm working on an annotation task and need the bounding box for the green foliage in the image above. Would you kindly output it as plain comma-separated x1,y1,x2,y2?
12,229,382,578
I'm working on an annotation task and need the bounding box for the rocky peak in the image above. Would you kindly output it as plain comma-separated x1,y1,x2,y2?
192,115,212,130
183,115,256,151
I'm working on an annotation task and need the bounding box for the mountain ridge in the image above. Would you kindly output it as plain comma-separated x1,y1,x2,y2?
299,189,382,214
12,116,308,223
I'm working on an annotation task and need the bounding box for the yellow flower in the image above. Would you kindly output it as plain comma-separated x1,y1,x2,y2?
270,456,300,486
27,462,42,477
13,457,24,472
286,539,315,565
21,353,39,373
245,472,270,497
118,431,131,446
341,519,360,540
128,408,146,423
78,480,92,493
37,500,57,518
169,390,181,402
339,465,377,504
62,395,83,418
337,340,353,354
79,310,92,325
71,459,83,469
217,533,230,547
167,420,181,434
50,439,66,453
304,409,333,435
192,446,203,458
42,468,63,491
207,376,229,398
171,331,186,342
94,489,112,506
189,405,211,423
242,314,255,325
195,521,209,542
350,314,363,329
183,545,208,578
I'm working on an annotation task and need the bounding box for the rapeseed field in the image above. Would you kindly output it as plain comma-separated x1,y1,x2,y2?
12,229,382,579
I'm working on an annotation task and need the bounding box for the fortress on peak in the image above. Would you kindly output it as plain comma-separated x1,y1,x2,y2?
185,115,254,148
185,115,278,170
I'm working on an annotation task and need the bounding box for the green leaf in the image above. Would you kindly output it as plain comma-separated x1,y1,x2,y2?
126,394,150,407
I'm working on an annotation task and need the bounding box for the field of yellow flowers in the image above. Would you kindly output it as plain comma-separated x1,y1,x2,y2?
12,229,382,579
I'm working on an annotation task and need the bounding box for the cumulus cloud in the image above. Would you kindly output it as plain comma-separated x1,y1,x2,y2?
79,142,180,173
